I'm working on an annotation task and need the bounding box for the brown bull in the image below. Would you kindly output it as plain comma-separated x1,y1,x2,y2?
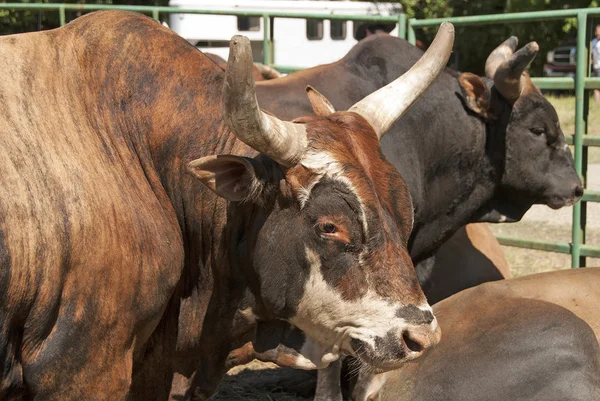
363,268,600,401
0,11,455,400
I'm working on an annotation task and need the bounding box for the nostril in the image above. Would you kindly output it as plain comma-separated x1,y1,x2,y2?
574,185,584,198
402,331,423,353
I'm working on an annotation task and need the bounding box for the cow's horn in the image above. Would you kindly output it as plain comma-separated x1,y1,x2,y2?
485,36,518,79
485,37,539,103
222,36,307,167
348,22,455,139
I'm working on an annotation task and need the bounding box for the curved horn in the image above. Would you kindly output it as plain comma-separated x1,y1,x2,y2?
492,41,539,103
485,36,518,79
348,22,455,138
222,36,307,167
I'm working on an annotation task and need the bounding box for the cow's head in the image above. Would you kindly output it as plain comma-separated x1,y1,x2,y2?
459,37,583,222
188,24,455,371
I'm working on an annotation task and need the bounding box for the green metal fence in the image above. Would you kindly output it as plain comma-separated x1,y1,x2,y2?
1,3,600,267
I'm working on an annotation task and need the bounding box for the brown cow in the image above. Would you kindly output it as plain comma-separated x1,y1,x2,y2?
0,11,454,400
356,268,600,401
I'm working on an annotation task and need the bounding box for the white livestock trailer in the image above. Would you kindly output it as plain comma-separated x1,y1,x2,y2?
167,0,402,68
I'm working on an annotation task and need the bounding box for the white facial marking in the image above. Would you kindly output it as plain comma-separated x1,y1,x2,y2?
289,247,432,358
300,149,369,236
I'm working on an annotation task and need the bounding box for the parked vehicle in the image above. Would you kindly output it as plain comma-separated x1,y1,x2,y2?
167,0,401,68
543,40,576,78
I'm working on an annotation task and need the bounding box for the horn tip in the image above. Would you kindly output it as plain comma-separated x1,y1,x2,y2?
439,21,455,33
506,36,519,50
527,41,540,53
229,35,250,48
306,85,314,93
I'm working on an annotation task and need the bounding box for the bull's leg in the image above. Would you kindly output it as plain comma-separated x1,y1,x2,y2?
314,359,343,401
351,371,388,401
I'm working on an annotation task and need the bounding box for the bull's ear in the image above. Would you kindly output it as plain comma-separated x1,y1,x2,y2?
306,85,336,116
458,73,491,118
187,155,265,202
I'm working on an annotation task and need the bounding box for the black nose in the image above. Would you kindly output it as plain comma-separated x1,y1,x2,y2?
573,184,584,198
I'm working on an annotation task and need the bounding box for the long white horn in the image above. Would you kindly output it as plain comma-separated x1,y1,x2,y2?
222,36,308,167
348,22,455,139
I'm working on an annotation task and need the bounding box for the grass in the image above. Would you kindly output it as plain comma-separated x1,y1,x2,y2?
546,94,600,162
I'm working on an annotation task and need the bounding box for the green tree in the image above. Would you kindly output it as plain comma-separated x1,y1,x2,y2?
0,0,169,35
399,0,597,76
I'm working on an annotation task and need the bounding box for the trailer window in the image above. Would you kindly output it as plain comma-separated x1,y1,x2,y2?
330,20,346,40
237,16,260,32
306,19,324,40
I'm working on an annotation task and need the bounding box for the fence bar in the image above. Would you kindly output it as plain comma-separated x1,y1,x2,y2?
410,8,595,27
571,12,588,268
59,6,65,26
496,235,571,254
587,77,600,89
496,235,600,258
152,9,159,21
398,13,406,39
580,245,600,258
582,190,600,202
0,3,402,22
263,14,271,65
407,18,416,45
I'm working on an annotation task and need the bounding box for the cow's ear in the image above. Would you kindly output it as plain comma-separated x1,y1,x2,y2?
187,155,265,202
459,73,491,118
306,85,336,116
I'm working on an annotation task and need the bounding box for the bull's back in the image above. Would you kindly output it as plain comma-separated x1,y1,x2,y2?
0,16,184,397
379,297,600,401
476,268,600,339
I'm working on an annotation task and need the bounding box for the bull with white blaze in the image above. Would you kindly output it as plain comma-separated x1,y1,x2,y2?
0,12,454,400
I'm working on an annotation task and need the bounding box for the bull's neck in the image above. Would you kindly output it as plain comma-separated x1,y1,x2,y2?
399,112,499,262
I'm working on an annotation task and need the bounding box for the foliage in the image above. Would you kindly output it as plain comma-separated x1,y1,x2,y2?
1,0,599,76
399,0,598,76
0,0,169,35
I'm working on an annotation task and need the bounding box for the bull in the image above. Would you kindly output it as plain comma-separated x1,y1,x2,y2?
0,11,454,400
250,32,584,401
370,269,600,401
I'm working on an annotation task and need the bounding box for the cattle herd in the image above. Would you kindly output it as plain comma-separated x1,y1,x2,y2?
0,10,598,401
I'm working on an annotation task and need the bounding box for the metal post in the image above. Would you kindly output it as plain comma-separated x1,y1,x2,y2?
152,9,159,21
59,6,66,26
263,14,271,65
572,11,588,268
398,14,406,39
407,18,416,45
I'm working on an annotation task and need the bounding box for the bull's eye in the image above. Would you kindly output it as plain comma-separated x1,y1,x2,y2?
318,222,337,234
530,127,545,135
